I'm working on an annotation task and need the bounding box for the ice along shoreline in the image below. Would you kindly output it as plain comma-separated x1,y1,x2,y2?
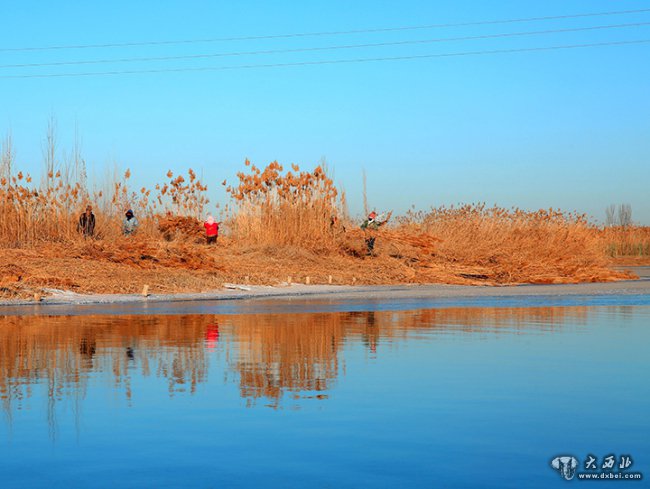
0,267,648,316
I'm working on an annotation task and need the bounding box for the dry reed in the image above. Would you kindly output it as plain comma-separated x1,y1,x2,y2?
601,226,650,258
226,160,343,252
0,153,644,297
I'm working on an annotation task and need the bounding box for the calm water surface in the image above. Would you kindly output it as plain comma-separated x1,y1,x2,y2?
1,301,649,488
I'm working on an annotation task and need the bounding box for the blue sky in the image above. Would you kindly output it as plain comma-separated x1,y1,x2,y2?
1,0,649,223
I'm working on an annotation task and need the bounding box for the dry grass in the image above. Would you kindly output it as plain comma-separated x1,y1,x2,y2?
0,158,642,300
391,204,629,284
0,166,209,245
601,226,650,259
226,160,343,252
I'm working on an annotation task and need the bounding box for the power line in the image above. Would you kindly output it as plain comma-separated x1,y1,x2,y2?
2,8,650,53
2,21,648,70
1,38,648,80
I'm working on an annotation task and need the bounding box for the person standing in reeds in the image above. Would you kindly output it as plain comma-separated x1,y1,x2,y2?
204,215,219,244
361,211,388,255
122,209,139,236
78,205,96,238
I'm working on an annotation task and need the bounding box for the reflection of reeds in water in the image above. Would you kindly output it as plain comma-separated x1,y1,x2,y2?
0,306,590,418
0,315,214,417
226,313,346,407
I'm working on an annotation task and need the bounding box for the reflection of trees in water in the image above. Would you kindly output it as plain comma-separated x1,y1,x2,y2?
0,306,589,418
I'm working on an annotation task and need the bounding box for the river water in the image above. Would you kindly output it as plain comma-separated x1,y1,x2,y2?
1,298,649,488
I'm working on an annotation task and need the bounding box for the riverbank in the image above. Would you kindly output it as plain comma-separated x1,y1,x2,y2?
1,267,647,314
1,238,643,303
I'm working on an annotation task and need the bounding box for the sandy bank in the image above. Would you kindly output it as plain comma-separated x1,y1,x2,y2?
0,267,648,315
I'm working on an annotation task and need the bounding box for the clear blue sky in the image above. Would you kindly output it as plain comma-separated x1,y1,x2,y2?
1,0,649,223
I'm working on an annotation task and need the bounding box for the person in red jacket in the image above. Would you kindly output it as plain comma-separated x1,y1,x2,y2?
204,215,219,244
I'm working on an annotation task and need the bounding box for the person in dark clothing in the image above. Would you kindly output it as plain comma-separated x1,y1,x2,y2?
360,211,389,255
123,209,139,235
78,205,96,237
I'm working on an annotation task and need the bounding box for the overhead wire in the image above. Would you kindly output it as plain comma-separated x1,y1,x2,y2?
1,21,648,70
1,7,650,52
2,38,648,79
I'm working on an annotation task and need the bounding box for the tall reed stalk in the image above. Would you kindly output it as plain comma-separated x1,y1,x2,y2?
226,160,344,251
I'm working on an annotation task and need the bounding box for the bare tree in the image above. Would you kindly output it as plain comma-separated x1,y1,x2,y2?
618,204,632,227
605,204,617,227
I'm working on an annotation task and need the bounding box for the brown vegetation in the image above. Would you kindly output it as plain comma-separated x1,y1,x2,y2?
601,225,650,263
0,155,644,300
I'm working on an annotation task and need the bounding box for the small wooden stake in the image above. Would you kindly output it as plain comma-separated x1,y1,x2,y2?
142,284,149,297
305,276,310,285
287,276,292,285
352,277,357,285
328,275,333,284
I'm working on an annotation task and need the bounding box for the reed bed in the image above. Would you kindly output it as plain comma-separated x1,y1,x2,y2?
0,156,644,298
0,166,209,246
392,204,623,283
601,226,650,258
226,160,343,252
